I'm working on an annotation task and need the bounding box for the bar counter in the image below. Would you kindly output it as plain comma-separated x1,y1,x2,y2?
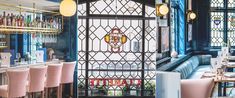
0,59,63,84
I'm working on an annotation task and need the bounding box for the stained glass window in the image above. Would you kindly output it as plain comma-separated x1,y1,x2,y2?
210,12,224,46
77,0,156,96
210,0,224,8
209,0,235,47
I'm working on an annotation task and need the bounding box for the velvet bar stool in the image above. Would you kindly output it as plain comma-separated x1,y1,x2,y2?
45,63,63,98
59,61,76,98
0,68,29,98
27,65,47,98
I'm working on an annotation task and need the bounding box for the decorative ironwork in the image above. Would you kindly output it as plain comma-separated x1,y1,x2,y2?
77,0,156,96
210,0,224,8
228,13,235,46
90,0,142,15
210,0,235,46
210,12,224,46
228,0,235,8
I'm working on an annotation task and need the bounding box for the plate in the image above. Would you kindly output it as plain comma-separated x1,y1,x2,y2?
203,73,215,77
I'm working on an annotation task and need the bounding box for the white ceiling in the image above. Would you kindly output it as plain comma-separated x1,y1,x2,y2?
0,0,60,11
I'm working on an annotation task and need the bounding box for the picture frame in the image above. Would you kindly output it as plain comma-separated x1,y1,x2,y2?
188,24,192,41
160,27,170,52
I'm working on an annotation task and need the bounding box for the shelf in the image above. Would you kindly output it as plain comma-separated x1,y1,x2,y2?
0,26,61,34
0,46,8,49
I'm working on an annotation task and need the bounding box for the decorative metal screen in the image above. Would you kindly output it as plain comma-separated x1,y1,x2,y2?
210,12,224,46
210,0,235,46
228,0,235,7
77,0,156,96
210,0,224,8
228,13,235,46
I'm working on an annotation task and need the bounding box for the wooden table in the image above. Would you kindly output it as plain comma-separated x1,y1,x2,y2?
202,72,235,96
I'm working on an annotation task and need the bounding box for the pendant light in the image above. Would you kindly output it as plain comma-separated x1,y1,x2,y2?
156,4,169,16
60,0,77,17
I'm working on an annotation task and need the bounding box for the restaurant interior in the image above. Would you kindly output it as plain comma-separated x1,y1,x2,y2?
0,0,232,98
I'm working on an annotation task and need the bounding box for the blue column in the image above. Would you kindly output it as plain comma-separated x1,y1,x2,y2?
62,0,78,97
178,0,186,55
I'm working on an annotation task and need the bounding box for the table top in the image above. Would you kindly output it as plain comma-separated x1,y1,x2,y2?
0,60,62,73
211,97,235,98
202,72,235,82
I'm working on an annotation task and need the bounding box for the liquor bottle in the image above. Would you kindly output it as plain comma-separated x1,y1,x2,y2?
10,13,13,26
16,15,19,27
21,15,24,27
23,14,27,27
26,15,31,27
18,15,22,27
0,15,3,26
32,17,37,27
3,12,7,26
58,18,61,29
12,14,16,26
7,13,11,26
52,17,56,28
50,17,53,28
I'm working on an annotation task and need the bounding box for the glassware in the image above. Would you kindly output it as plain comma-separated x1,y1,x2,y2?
216,68,224,80
16,53,21,62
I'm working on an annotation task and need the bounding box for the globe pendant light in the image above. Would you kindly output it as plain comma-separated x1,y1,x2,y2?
60,0,77,17
156,4,169,16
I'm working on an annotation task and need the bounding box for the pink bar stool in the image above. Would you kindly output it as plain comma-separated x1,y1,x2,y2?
27,65,47,98
59,61,76,98
0,68,29,98
45,63,63,98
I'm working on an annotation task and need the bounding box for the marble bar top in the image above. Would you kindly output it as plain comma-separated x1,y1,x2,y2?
0,59,62,73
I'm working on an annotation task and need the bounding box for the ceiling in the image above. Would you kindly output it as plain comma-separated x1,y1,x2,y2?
0,0,60,11
0,0,155,13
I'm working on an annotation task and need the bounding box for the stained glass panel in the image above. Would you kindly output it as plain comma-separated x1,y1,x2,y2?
228,13,235,46
90,0,142,15
228,0,235,8
210,0,224,8
78,0,156,96
210,12,224,46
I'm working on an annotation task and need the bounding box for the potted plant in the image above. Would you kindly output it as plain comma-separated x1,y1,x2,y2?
78,83,85,96
97,85,107,96
122,85,130,96
145,81,155,96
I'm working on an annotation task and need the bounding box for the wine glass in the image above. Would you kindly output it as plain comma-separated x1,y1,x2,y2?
16,53,21,62
211,59,217,73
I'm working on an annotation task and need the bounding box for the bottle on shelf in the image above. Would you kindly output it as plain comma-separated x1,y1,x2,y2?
12,14,16,26
7,13,11,26
0,15,3,26
0,11,62,30
3,12,7,26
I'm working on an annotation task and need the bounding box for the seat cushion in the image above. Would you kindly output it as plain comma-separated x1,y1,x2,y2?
181,78,214,98
0,85,8,97
188,65,211,79
188,56,200,69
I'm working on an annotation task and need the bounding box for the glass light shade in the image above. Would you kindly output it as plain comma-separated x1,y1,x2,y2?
104,34,110,43
156,4,169,16
121,35,127,44
60,0,77,17
189,12,196,20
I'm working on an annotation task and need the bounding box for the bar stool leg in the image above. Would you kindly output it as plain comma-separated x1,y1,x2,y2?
41,91,45,98
70,83,73,98
57,87,60,98
59,84,63,98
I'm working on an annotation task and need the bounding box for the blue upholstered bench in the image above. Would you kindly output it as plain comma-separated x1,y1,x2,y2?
173,55,212,79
